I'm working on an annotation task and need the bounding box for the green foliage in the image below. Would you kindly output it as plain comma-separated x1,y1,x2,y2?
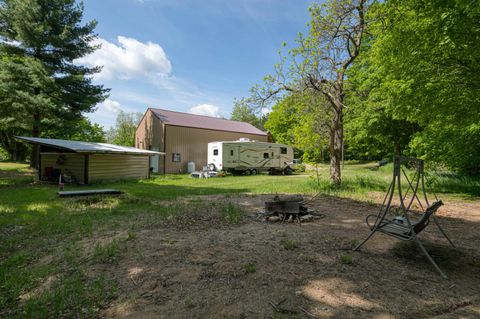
106,111,143,146
245,0,369,184
346,0,480,175
230,98,266,130
0,147,8,161
0,0,109,161
43,117,106,142
265,92,329,162
345,28,420,160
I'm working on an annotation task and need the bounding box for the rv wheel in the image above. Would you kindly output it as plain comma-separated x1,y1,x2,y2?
284,167,293,175
244,169,251,176
251,169,257,175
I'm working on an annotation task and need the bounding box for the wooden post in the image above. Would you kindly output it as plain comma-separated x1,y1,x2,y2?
38,146,42,181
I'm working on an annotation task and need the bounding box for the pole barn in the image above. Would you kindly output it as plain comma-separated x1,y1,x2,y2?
135,108,270,173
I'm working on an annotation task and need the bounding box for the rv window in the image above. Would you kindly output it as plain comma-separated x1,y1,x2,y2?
263,153,269,159
172,153,181,162
230,150,234,156
280,147,287,154
213,149,218,156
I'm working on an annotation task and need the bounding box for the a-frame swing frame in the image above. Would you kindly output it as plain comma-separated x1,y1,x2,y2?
353,156,455,279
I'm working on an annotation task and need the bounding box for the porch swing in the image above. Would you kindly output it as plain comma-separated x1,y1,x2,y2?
353,156,455,279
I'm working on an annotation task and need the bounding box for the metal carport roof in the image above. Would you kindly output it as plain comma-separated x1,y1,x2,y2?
16,136,164,156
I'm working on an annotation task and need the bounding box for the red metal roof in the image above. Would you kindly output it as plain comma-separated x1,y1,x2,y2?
150,108,268,136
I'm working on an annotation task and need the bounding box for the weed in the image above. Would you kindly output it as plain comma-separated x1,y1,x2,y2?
165,239,177,245
244,263,257,274
280,239,298,250
221,202,244,224
92,239,121,264
340,254,353,265
184,297,195,308
350,239,359,249
126,230,136,241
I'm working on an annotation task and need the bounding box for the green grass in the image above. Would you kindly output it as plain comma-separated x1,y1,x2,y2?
92,239,123,264
221,202,244,224
244,263,257,274
340,254,353,265
280,239,298,250
0,161,478,317
0,162,34,187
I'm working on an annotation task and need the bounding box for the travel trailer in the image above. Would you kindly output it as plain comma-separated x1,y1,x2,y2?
207,139,294,175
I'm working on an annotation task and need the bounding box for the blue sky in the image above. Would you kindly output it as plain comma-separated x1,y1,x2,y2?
80,0,315,128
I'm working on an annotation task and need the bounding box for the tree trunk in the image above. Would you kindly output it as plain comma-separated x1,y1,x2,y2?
30,112,41,168
329,107,343,185
394,140,401,156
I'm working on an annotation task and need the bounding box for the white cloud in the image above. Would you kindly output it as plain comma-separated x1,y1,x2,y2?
103,99,122,112
86,99,126,129
77,36,171,80
189,104,222,117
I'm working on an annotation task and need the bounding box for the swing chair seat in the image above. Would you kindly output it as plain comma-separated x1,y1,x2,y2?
354,156,454,279
365,200,444,241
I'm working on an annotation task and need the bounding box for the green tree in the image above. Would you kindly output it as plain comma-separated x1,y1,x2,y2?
230,98,266,130
0,0,109,166
350,0,480,174
344,27,420,160
43,117,106,142
106,111,143,147
251,0,368,184
265,92,329,162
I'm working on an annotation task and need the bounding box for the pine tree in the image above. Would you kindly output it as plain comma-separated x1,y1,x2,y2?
0,0,109,165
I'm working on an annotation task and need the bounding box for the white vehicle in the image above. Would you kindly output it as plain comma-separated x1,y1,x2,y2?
207,139,294,175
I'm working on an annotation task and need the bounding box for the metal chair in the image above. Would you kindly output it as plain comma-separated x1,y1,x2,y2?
354,156,455,279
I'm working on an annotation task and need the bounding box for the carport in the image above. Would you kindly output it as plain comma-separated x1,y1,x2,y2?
16,136,164,184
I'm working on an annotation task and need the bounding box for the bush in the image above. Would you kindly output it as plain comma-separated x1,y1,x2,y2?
0,147,8,161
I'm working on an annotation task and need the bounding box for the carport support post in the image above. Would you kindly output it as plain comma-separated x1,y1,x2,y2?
84,154,89,184
38,148,42,181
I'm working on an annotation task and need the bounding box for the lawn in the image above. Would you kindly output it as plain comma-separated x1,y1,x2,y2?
0,162,479,318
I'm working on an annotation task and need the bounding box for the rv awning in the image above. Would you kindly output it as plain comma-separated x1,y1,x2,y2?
16,136,165,156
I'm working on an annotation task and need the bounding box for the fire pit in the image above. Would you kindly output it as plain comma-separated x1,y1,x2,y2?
260,195,322,223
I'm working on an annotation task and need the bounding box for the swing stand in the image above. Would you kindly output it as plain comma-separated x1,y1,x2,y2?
354,156,455,279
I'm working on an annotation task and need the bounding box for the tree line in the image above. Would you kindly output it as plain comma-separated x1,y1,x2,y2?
233,0,480,182
0,0,142,163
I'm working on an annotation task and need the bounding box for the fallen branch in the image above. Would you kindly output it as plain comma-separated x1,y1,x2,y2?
269,299,298,315
300,306,318,319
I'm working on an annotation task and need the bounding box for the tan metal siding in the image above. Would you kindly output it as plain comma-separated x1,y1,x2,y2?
135,109,164,172
135,109,165,149
164,125,268,173
88,154,149,182
40,153,85,183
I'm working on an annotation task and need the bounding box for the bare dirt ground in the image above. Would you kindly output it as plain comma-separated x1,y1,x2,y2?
100,194,480,319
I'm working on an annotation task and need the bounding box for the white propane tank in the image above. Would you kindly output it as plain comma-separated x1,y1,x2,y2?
187,161,196,173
